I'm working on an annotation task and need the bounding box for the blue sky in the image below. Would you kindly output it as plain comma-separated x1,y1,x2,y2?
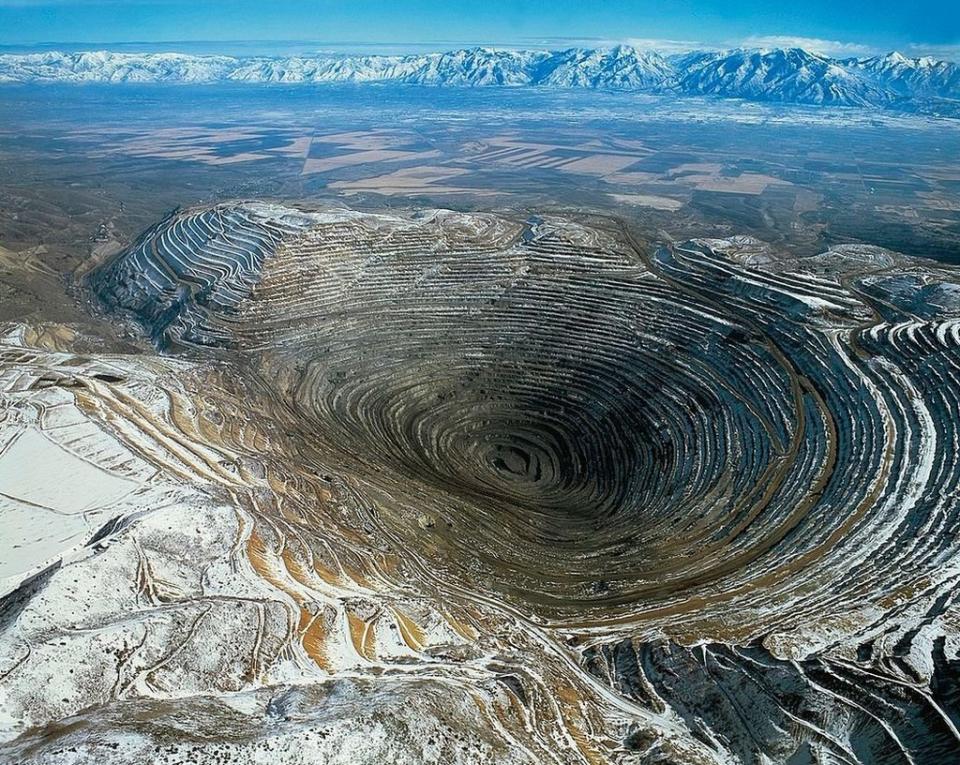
0,0,957,58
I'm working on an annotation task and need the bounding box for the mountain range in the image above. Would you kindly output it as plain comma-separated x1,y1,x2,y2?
1,46,958,113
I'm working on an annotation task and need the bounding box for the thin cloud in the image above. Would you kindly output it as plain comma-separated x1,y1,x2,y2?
526,35,884,58
903,42,960,62
624,38,707,54
524,36,706,54
739,35,876,57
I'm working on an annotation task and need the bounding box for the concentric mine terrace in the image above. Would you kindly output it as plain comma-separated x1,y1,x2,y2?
3,201,960,764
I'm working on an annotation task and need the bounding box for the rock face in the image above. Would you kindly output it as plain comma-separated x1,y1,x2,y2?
4,202,960,763
1,46,958,113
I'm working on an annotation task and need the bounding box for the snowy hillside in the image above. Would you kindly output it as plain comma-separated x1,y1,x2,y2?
0,46,957,112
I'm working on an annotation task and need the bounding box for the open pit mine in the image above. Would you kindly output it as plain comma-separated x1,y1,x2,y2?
2,201,960,764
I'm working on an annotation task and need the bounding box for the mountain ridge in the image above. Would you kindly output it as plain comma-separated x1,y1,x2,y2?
1,45,957,113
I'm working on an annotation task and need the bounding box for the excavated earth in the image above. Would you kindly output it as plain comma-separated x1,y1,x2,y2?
2,201,960,763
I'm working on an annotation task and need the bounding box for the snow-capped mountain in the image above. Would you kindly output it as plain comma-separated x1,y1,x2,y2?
404,48,546,85
228,54,425,83
0,46,957,113
676,48,895,107
537,45,672,89
0,50,238,83
844,51,960,99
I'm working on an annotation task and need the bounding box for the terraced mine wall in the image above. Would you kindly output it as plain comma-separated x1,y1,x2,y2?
8,200,960,763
